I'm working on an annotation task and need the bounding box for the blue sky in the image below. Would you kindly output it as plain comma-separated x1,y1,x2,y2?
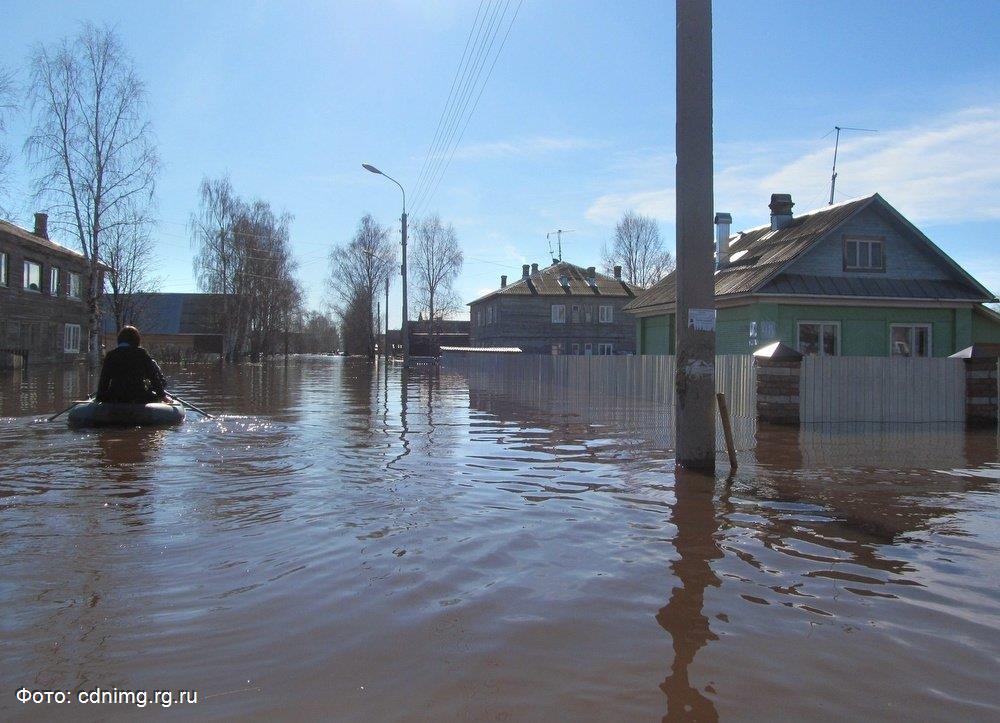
2,0,999,325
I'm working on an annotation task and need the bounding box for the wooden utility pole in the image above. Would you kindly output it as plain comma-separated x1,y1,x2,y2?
674,0,716,471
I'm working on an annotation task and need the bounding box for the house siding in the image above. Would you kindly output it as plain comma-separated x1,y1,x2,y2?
470,294,636,354
782,205,951,281
637,303,987,357
0,227,92,367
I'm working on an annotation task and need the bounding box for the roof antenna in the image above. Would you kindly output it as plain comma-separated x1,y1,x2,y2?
545,229,575,263
827,126,877,204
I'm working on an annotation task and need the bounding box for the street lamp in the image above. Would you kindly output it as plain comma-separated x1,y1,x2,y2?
363,163,409,365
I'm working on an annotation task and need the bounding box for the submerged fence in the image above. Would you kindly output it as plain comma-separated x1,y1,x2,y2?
442,352,757,418
800,356,966,424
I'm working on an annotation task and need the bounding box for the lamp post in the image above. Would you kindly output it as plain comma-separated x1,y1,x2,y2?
363,163,408,364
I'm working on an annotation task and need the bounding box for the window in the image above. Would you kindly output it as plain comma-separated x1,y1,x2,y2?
550,344,563,355
584,343,593,356
476,310,483,326
797,321,839,356
551,304,566,323
486,306,493,324
571,304,580,323
50,267,59,295
598,343,614,355
571,343,580,355
0,252,7,286
891,324,932,357
64,324,81,354
68,272,82,299
599,305,614,323
492,305,499,324
23,261,42,291
844,237,885,271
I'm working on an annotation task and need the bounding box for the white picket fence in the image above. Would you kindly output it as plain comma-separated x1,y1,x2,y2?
800,356,966,423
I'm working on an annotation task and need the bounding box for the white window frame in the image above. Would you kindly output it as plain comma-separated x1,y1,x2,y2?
64,323,81,354
844,236,885,272
599,304,614,323
0,251,7,286
68,272,82,299
598,343,614,355
550,343,562,356
551,304,566,324
890,323,933,357
584,342,593,356
23,260,42,292
50,267,59,295
796,321,841,356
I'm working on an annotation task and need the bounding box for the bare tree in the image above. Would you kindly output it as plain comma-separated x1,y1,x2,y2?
0,66,16,217
601,210,674,289
411,214,463,352
327,214,395,358
104,216,161,330
26,24,158,364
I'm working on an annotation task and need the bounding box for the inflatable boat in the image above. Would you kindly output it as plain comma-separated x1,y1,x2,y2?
67,400,186,428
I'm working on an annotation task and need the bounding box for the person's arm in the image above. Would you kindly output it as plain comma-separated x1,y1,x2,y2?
146,354,167,398
95,354,113,402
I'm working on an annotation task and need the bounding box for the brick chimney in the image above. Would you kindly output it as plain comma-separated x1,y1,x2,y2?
531,262,539,274
33,212,49,239
613,265,622,280
769,194,794,231
522,264,530,279
500,274,507,288
715,212,732,267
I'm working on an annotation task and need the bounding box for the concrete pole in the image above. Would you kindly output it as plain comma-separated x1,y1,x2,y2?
674,0,716,471
401,211,410,364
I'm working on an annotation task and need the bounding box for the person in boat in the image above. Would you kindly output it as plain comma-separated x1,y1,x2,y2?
95,326,170,404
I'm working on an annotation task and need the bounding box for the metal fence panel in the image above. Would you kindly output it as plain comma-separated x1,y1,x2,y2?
800,356,965,423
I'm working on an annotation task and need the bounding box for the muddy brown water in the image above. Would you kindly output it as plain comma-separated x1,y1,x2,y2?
1,357,998,721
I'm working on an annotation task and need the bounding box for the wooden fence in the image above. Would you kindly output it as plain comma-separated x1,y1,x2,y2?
800,356,966,424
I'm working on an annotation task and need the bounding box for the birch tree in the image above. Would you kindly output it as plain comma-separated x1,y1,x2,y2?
26,24,158,364
411,214,463,351
0,67,16,217
327,214,395,358
601,210,674,289
104,216,160,330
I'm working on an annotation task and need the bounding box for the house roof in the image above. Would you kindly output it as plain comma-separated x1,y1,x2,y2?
101,293,225,335
625,194,996,313
0,218,94,262
469,261,637,305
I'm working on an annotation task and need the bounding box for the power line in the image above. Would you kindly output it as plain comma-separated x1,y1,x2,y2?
410,0,511,213
412,0,523,217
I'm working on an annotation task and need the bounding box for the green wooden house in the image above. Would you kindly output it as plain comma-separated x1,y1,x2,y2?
625,193,1000,356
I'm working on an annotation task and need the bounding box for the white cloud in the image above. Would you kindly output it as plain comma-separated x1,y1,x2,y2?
585,105,1000,228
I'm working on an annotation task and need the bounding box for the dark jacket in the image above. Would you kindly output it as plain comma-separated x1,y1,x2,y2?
96,344,167,404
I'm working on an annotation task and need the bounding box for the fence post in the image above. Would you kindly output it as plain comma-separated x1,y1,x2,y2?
965,357,999,427
753,342,803,426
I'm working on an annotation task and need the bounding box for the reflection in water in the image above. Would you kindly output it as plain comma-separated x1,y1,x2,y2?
1,358,999,720
658,470,722,722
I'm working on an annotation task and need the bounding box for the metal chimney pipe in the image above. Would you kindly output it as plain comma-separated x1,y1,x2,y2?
715,212,732,268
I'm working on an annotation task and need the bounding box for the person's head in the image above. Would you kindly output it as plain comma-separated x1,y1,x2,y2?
117,326,141,347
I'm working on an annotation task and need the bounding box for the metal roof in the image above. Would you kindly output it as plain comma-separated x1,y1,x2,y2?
469,261,637,304
102,293,225,335
624,194,994,312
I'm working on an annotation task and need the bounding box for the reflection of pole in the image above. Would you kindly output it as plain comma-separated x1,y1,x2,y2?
385,276,390,360
401,211,409,364
675,0,716,471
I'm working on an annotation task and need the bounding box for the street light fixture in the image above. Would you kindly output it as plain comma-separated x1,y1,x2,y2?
363,163,409,364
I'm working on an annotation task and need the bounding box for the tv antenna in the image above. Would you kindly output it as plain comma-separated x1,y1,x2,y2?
826,126,877,204
546,229,574,263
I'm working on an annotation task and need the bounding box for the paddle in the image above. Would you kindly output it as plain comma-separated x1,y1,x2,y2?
165,391,215,419
48,399,91,422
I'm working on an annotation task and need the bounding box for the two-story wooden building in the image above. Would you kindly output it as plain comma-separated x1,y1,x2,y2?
625,193,1000,356
0,213,100,367
469,261,638,355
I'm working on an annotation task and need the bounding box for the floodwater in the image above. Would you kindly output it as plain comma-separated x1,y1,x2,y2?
1,357,998,721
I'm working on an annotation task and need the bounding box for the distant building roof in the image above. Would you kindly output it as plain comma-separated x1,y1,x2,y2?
0,218,95,263
102,293,225,335
625,194,996,314
470,261,637,304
